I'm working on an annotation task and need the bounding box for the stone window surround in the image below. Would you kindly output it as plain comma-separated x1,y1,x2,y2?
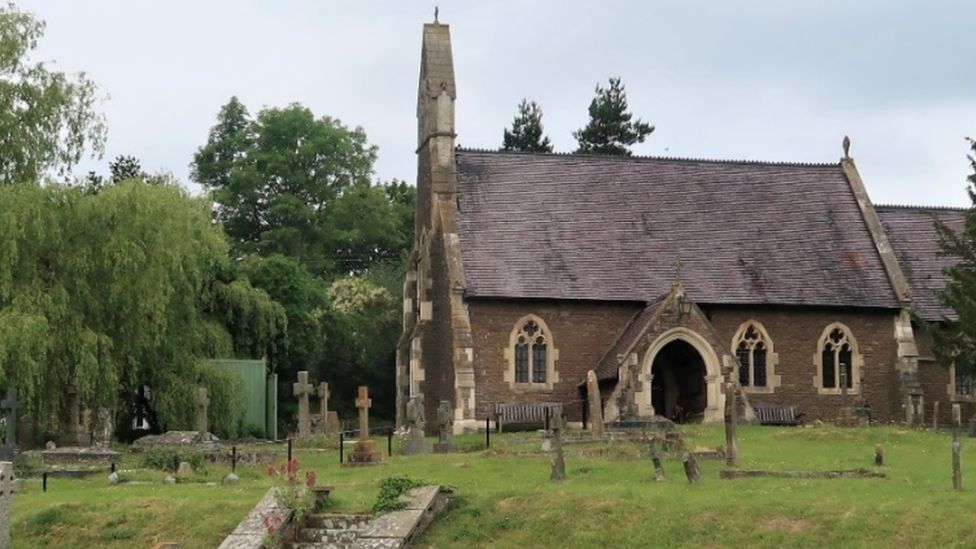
812,322,863,395
503,314,560,392
730,320,781,394
948,363,976,403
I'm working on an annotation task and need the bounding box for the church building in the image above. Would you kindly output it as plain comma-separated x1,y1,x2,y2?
396,20,972,433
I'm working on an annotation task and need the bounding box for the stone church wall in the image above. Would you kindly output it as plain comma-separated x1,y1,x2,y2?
418,229,457,434
914,327,976,425
705,306,902,423
467,299,642,422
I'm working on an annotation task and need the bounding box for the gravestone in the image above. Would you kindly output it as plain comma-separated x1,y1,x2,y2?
403,395,427,455
176,461,193,479
874,444,884,466
93,408,113,448
433,400,455,454
315,382,339,434
933,401,940,431
724,383,739,467
292,371,313,438
952,403,962,491
61,385,91,447
682,453,701,484
549,421,566,481
348,386,382,464
0,461,16,548
650,439,666,482
196,387,210,442
586,370,604,438
0,388,21,461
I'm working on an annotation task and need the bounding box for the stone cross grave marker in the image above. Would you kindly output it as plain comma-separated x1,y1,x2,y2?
549,420,566,481
317,381,330,430
433,400,455,453
293,371,313,438
196,387,210,441
348,386,382,464
0,461,16,548
0,388,21,460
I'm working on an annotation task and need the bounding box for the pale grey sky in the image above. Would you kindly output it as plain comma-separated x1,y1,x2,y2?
20,0,976,206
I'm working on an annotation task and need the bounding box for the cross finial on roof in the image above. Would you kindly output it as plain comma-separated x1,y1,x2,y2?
434,6,439,23
842,135,851,159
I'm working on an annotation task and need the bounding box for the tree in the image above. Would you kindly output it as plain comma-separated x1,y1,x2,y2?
573,77,654,156
191,100,378,276
0,180,285,438
502,99,553,153
935,137,976,379
0,3,106,184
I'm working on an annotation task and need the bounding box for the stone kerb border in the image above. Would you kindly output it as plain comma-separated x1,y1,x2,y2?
218,487,292,549
218,484,452,549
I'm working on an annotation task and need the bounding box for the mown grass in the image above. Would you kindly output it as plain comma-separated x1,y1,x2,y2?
12,424,976,548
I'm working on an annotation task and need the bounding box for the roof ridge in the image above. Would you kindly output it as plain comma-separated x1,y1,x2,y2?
875,203,969,212
455,146,840,168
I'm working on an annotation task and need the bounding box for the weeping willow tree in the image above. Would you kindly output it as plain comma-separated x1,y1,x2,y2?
0,180,286,437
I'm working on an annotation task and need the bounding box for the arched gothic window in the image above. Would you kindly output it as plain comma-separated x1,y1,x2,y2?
813,323,862,394
731,321,780,393
505,315,560,390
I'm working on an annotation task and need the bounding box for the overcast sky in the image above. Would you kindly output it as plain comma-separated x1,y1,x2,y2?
20,1,976,207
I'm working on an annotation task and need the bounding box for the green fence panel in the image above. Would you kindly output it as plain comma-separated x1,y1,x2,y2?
210,359,268,437
266,372,278,440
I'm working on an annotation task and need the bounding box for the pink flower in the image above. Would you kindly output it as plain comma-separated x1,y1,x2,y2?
305,471,317,489
266,464,277,477
287,459,300,474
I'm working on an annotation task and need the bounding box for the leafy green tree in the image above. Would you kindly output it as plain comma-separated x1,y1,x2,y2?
502,99,553,153
573,77,654,155
0,3,106,184
192,100,378,276
935,137,976,379
0,181,285,438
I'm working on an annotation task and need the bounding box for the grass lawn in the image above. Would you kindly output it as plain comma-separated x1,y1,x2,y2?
12,424,976,548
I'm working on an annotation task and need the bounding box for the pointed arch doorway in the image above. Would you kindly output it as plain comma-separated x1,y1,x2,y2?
638,328,725,423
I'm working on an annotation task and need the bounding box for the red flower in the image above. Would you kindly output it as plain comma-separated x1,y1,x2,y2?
266,464,277,477
286,459,300,474
305,471,317,489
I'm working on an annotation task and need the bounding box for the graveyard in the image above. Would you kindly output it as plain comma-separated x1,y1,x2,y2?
7,420,976,548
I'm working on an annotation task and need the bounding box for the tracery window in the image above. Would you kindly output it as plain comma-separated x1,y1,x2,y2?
731,321,780,393
505,315,559,390
813,323,862,394
734,324,768,388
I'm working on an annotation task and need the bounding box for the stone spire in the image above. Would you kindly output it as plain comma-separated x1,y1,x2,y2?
416,19,457,235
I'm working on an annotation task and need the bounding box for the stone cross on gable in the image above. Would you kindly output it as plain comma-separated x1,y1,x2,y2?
1,388,21,448
355,386,372,442
196,387,210,440
293,371,313,438
317,382,330,419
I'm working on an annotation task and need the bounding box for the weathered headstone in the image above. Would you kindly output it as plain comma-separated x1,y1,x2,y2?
348,386,382,464
0,461,16,548
724,383,739,468
682,452,701,484
433,400,455,454
953,403,962,491
223,472,239,485
549,420,566,481
874,444,884,466
0,388,21,460
586,370,604,438
933,401,940,431
62,385,91,447
176,461,193,479
163,474,176,485
93,408,113,448
403,395,427,455
292,371,314,438
316,382,338,434
196,387,210,442
650,438,666,482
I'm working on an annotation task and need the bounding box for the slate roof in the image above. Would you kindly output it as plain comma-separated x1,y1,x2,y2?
877,205,967,321
455,150,900,309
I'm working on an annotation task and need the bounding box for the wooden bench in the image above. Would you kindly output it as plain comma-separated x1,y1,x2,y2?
753,404,805,426
495,402,563,432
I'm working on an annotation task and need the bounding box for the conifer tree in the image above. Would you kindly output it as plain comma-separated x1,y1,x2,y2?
935,137,976,378
502,99,553,153
573,77,654,155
